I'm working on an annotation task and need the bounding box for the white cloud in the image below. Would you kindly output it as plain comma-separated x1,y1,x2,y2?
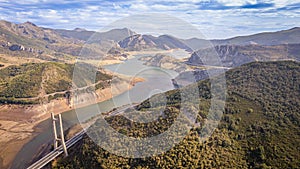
0,0,299,39
272,0,298,7
150,3,197,11
217,0,257,6
86,5,100,11
130,3,150,11
148,0,209,3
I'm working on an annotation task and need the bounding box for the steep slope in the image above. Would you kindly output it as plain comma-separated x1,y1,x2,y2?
183,37,211,50
118,34,192,51
0,20,83,61
0,62,112,104
55,28,95,41
117,27,300,53
56,27,136,42
184,27,300,50
0,20,71,44
187,44,300,67
55,61,300,169
0,20,136,62
214,27,300,46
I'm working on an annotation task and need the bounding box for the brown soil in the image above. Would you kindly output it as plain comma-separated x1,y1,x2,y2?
0,77,144,169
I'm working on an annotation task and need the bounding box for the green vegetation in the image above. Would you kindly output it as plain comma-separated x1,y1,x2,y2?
0,63,44,98
54,61,300,169
0,62,112,104
72,62,112,88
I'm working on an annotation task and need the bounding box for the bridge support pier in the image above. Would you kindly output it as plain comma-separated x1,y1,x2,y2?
58,114,68,156
51,113,58,150
51,113,68,157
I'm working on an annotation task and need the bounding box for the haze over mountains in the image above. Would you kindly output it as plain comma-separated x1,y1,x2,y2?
1,20,300,70
188,44,300,68
184,27,300,50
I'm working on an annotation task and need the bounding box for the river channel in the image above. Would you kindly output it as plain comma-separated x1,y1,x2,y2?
11,50,189,169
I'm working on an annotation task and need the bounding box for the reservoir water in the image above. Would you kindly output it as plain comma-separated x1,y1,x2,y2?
11,50,186,169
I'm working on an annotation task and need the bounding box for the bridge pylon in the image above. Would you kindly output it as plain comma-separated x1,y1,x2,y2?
51,113,68,156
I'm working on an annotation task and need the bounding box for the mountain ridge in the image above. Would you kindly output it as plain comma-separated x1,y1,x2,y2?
55,27,136,42
118,34,192,51
1,19,300,62
0,20,138,62
184,27,300,50
187,43,300,68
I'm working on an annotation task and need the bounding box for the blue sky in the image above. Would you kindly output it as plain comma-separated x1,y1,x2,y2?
0,0,299,39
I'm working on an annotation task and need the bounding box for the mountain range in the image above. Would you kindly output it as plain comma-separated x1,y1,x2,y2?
188,43,300,68
0,20,134,62
56,27,135,42
118,34,192,51
1,20,300,65
184,27,300,50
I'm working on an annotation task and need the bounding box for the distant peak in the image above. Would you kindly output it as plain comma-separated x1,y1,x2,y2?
127,34,142,38
112,28,135,33
0,20,10,25
120,27,129,31
158,34,177,39
114,27,130,31
74,28,87,32
22,21,37,26
289,27,300,30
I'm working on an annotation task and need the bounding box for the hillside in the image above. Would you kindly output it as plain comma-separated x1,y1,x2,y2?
0,20,84,61
139,54,191,72
56,28,136,43
0,20,136,62
187,44,300,68
118,34,192,51
214,27,300,46
184,27,300,50
54,28,95,41
0,62,112,104
54,61,300,168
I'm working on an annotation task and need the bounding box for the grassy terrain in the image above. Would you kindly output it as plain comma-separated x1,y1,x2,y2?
54,61,300,169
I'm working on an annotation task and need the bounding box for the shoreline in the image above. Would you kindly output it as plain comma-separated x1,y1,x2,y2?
0,49,176,168
0,77,144,169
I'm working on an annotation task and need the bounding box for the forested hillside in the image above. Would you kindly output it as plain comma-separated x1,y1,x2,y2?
0,62,112,104
54,61,300,169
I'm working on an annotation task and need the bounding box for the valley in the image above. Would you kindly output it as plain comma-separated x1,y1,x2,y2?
0,19,299,169
55,61,300,169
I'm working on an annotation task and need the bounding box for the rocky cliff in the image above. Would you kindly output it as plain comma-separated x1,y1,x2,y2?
187,44,300,68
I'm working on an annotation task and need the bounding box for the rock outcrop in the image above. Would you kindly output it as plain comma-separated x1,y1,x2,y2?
119,34,192,51
187,44,300,68
7,44,44,54
140,54,191,73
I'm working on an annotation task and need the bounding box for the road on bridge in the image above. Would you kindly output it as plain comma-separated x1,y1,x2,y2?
26,104,136,169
